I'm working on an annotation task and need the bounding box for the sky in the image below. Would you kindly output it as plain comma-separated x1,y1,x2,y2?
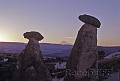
0,0,120,46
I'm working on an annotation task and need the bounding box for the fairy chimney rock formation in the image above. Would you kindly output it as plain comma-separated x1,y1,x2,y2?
16,31,51,81
64,15,101,81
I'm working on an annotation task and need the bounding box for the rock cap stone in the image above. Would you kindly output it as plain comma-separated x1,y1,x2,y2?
23,31,44,41
79,14,101,28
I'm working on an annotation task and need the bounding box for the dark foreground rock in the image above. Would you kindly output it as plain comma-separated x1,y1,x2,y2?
13,31,51,81
64,15,101,81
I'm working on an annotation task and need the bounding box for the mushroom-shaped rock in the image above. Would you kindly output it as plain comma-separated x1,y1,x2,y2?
79,14,101,28
64,15,101,81
24,31,44,41
14,31,51,81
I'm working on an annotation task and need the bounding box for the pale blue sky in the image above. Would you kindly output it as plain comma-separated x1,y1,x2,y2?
0,0,120,46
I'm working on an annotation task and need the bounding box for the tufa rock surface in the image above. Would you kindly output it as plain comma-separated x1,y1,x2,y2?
79,14,101,28
14,31,51,81
64,15,101,81
24,31,44,41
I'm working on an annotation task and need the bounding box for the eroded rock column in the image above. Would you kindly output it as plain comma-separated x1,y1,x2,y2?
15,31,51,81
64,14,101,81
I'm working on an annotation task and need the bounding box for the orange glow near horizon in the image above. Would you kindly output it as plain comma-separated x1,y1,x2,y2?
0,32,10,42
0,31,25,43
98,39,120,46
0,34,120,46
0,29,120,46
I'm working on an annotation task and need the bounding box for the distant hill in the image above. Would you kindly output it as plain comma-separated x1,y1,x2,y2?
98,46,120,56
0,42,72,57
0,42,120,57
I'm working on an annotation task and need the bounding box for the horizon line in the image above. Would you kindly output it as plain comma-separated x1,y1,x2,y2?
0,41,120,47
